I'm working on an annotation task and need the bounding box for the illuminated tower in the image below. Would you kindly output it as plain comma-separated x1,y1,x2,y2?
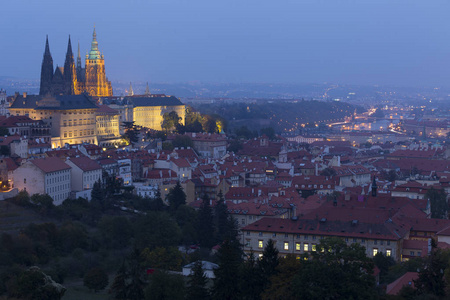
39,36,54,95
84,27,113,97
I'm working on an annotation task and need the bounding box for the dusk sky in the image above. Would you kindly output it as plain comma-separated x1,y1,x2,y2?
1,0,450,87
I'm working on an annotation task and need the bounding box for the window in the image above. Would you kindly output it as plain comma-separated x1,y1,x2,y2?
285,233,289,238
284,242,289,250
387,240,390,246
373,248,378,256
24,178,26,184
312,244,317,252
259,232,263,236
374,240,377,245
345,237,349,242
410,251,415,256
258,240,263,249
386,249,391,257
296,234,300,239
380,240,384,245
246,231,250,236
312,236,316,240
272,233,277,237
353,238,357,243
296,242,301,251
361,239,365,244
304,243,309,252
304,235,308,240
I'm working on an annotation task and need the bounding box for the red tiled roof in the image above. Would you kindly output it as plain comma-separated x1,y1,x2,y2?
30,157,71,173
68,156,102,172
386,272,418,295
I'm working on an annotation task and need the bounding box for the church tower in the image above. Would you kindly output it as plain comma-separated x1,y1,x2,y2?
63,36,79,95
39,36,54,95
85,28,113,97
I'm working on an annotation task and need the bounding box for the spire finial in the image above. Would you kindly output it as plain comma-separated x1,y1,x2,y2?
88,26,100,60
44,35,51,56
128,82,134,96
145,82,151,96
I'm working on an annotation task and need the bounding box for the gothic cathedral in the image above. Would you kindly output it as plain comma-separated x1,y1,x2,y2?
39,28,113,97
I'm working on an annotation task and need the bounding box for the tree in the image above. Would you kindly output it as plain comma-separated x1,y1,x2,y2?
186,261,210,300
196,194,215,248
214,191,229,243
109,262,127,299
166,182,186,212
122,121,139,146
126,251,146,300
258,239,279,291
227,139,243,153
427,187,448,219
172,135,194,149
212,238,243,300
98,216,133,249
240,251,264,300
162,111,181,132
260,127,276,140
83,267,109,292
414,248,450,298
11,266,66,300
140,246,183,271
235,126,254,139
134,212,181,250
90,179,105,212
30,193,54,215
292,237,377,300
320,167,337,177
0,126,9,136
373,252,396,284
145,270,185,300
262,254,301,300
387,169,397,182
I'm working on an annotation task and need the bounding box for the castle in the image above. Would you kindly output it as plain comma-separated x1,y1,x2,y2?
39,28,113,97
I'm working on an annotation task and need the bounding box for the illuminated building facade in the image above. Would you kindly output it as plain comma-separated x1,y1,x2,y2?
9,93,98,148
39,28,112,97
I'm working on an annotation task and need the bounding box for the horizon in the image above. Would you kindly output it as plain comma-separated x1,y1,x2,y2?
1,1,450,88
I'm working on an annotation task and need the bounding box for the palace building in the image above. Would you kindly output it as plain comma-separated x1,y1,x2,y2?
39,28,113,97
9,93,99,148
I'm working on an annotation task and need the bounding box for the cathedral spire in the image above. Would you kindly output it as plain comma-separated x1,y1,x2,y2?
88,27,101,60
66,35,73,57
39,35,54,96
128,82,134,96
64,35,77,95
145,82,151,96
77,41,82,69
44,35,51,57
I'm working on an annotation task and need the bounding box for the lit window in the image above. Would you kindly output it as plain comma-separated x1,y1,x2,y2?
258,240,263,249
284,242,289,250
296,242,301,251
304,243,309,252
373,248,378,256
312,244,317,252
386,249,391,257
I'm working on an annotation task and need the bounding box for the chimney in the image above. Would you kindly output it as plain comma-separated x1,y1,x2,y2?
23,92,27,98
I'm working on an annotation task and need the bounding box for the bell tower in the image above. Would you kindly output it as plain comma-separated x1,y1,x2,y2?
84,27,113,97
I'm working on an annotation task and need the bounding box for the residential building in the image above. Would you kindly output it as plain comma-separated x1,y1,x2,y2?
13,157,71,205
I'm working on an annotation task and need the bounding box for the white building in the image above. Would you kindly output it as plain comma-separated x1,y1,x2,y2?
134,183,158,198
66,156,103,192
13,157,71,205
118,158,132,186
